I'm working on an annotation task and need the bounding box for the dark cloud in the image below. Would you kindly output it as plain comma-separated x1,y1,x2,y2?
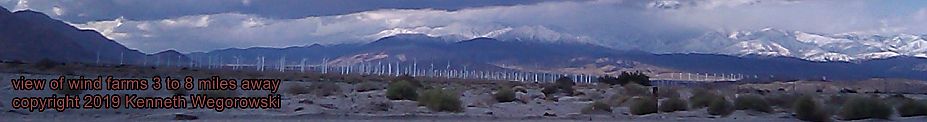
4,0,559,23
4,0,926,55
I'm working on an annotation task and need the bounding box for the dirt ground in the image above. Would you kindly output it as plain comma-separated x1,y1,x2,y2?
1,64,927,121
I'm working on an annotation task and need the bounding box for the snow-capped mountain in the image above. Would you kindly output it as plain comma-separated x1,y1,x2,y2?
673,28,927,62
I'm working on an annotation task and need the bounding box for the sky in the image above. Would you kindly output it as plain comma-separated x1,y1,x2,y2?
2,0,927,54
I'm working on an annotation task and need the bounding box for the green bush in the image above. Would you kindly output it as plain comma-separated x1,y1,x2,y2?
660,97,688,112
34,58,59,71
826,95,849,106
581,101,612,114
386,80,418,100
170,88,188,96
630,96,658,115
541,84,558,96
734,94,773,113
597,75,620,85
897,100,927,117
493,86,516,102
689,88,719,109
623,83,651,97
285,84,311,95
418,88,463,112
555,77,575,95
605,94,631,107
794,96,831,122
617,71,651,86
766,93,801,109
838,96,893,120
883,94,913,106
309,82,342,97
355,81,381,92
656,87,680,99
394,75,423,88
708,97,733,116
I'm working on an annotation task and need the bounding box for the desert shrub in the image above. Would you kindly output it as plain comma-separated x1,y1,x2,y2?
512,86,527,93
838,96,893,120
605,94,631,107
4,60,25,67
541,84,558,96
624,83,651,97
660,97,688,112
581,101,612,114
309,82,342,97
617,71,651,86
170,88,188,96
285,84,311,95
55,81,84,96
766,93,801,109
629,96,658,115
561,86,575,96
734,94,773,113
355,81,381,92
883,94,913,106
202,90,239,98
555,76,575,95
707,97,733,116
597,75,620,85
418,88,462,112
386,80,418,100
493,86,516,102
656,87,680,99
794,96,831,122
826,95,849,106
689,88,719,109
34,58,59,71
897,100,927,117
394,75,422,88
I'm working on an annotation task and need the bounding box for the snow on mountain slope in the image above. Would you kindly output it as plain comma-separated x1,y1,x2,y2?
677,28,927,62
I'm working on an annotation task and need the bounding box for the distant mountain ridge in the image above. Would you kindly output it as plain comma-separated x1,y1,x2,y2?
0,6,191,65
190,34,927,81
667,28,927,62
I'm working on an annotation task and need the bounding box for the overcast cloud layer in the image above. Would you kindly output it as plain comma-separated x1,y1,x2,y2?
3,0,927,54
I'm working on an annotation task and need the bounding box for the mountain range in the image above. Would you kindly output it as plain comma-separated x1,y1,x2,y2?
187,34,927,81
663,28,927,62
0,6,191,65
1,6,925,81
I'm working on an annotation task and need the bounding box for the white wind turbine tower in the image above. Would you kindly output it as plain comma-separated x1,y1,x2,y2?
396,62,401,76
204,55,209,68
257,56,265,71
143,56,147,66
462,65,468,79
413,60,418,77
167,55,172,67
445,62,451,78
301,58,307,72
279,56,286,72
95,49,101,65
157,55,162,67
189,56,194,68
377,61,382,75
119,52,124,65
322,58,329,74
234,56,241,70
